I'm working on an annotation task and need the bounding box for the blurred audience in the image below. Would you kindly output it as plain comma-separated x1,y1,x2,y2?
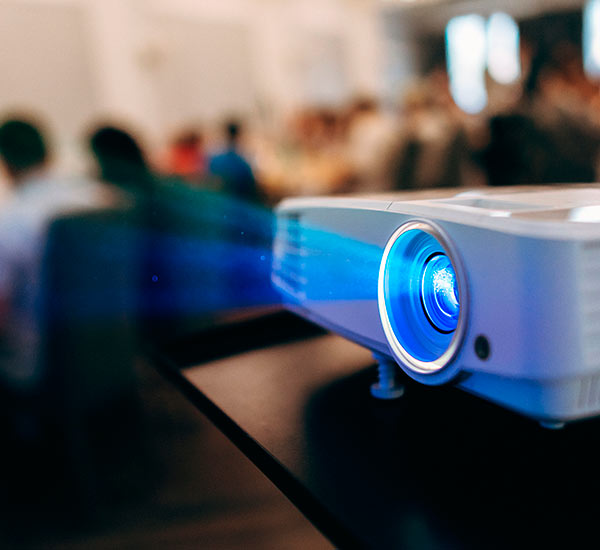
386,78,470,191
209,119,260,202
255,108,353,198
163,128,207,184
89,125,156,194
0,118,108,403
481,41,600,187
86,123,275,341
254,40,600,194
87,124,194,341
344,96,397,191
0,119,141,523
76,43,594,202
3,40,599,210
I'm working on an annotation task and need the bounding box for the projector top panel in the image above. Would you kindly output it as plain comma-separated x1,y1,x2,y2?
277,185,600,240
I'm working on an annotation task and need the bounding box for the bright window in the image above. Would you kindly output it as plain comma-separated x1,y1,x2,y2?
446,14,488,114
584,0,600,79
487,12,520,84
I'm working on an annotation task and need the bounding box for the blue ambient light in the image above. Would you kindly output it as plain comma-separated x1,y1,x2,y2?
420,253,459,333
379,221,465,374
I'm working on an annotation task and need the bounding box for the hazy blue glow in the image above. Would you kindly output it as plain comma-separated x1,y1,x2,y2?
487,12,520,84
446,14,488,113
45,190,279,322
584,0,600,79
382,229,458,362
272,217,383,304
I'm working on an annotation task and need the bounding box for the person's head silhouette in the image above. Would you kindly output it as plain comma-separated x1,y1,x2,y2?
225,119,242,149
88,125,151,190
0,118,48,184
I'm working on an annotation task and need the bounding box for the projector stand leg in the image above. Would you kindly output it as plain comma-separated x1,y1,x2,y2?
371,353,404,400
539,420,566,430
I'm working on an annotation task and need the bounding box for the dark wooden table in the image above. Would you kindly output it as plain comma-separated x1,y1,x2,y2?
156,310,600,549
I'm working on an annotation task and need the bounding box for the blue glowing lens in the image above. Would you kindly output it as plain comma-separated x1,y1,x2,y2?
420,253,460,333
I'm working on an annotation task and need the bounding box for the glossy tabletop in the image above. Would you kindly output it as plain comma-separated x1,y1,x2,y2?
156,312,600,549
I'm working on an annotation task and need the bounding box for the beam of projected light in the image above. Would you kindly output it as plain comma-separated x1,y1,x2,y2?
584,0,600,79
446,14,487,114
45,191,280,322
486,12,520,85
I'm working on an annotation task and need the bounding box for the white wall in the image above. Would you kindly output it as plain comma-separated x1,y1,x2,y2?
0,0,96,170
0,0,387,164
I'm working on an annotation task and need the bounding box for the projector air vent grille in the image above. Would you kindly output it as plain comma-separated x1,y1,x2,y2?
272,212,307,299
577,374,600,411
579,240,600,367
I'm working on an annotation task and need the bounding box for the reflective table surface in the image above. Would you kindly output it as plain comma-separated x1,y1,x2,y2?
156,311,600,549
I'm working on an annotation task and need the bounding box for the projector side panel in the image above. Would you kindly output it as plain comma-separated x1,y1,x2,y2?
457,371,600,423
434,220,599,422
578,240,600,373
429,221,584,380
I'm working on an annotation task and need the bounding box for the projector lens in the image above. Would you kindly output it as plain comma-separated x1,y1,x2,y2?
378,221,467,379
421,253,459,333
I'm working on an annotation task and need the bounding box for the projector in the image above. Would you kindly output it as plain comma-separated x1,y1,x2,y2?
272,186,600,428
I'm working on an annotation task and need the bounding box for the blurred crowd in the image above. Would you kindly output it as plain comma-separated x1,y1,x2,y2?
2,36,595,213
0,112,277,476
150,39,600,201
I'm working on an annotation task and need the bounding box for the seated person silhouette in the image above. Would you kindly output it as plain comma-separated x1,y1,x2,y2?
0,118,107,397
209,119,259,202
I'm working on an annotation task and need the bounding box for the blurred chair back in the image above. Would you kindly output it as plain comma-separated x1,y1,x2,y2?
41,207,140,415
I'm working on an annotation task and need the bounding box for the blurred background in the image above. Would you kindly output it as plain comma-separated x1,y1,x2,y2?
1,0,600,548
3,0,600,198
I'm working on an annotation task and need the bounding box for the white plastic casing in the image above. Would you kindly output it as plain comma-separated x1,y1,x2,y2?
272,186,600,424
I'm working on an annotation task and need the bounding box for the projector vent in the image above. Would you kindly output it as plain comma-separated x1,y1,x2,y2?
577,374,600,411
579,240,600,367
272,212,307,299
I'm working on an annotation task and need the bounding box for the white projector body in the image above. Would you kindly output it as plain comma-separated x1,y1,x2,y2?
272,186,600,427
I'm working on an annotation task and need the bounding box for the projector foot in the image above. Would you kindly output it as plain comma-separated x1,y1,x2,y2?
371,354,404,400
539,420,566,430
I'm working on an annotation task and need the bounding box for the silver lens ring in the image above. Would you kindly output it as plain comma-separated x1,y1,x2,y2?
378,220,468,383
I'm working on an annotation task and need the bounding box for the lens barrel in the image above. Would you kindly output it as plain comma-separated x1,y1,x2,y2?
378,221,467,380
